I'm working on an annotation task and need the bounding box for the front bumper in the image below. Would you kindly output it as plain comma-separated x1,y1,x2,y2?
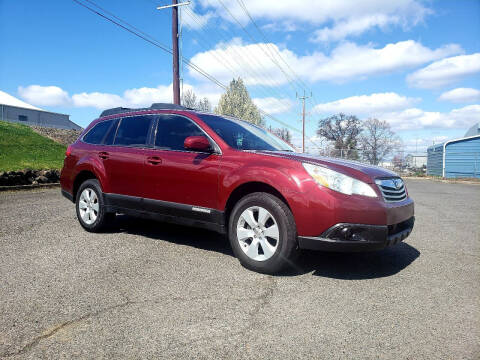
298,216,415,252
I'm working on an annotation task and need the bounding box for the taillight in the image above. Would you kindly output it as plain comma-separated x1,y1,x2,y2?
65,145,72,157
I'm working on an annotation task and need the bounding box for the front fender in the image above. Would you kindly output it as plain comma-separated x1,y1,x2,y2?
217,155,337,236
219,162,301,211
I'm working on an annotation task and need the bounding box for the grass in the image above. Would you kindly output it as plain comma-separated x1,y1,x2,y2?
0,120,67,171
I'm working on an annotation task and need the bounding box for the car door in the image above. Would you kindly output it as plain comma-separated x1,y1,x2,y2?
100,115,154,208
142,114,221,214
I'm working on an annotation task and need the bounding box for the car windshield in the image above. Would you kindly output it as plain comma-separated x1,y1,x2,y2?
197,114,296,152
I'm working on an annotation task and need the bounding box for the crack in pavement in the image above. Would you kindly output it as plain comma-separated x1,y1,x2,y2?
1,287,279,358
1,301,134,358
141,277,279,355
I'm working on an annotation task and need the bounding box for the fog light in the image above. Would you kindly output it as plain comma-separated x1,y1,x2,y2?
340,227,351,240
350,232,364,242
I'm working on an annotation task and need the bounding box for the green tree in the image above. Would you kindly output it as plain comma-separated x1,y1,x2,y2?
181,89,212,112
215,78,264,126
181,89,197,109
317,113,362,159
268,126,292,144
197,97,212,112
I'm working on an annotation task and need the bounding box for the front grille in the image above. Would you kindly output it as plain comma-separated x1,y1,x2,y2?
375,178,407,202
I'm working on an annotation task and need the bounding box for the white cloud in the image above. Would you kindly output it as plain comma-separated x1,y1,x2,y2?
18,85,70,107
312,91,479,131
19,84,222,110
122,85,174,107
71,92,123,109
182,2,215,30
311,14,395,43
195,0,430,42
313,92,420,115
402,135,449,152
198,0,429,27
382,105,480,131
189,40,462,86
438,88,480,103
261,21,297,32
253,97,294,114
407,53,480,89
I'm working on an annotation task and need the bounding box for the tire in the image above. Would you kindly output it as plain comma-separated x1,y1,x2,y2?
228,192,299,274
75,179,114,232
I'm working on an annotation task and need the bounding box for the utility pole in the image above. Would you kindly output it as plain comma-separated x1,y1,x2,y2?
171,0,180,105
296,90,312,153
157,1,190,105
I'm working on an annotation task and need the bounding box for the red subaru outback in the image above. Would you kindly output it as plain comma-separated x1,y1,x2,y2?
61,103,414,274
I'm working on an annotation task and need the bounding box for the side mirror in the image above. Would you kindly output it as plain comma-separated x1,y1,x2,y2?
184,136,212,152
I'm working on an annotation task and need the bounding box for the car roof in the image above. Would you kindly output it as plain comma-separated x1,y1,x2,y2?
99,103,192,117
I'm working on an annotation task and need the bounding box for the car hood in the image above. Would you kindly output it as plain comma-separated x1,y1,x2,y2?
257,151,398,183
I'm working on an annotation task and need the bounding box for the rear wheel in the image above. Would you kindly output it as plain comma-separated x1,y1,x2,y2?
228,192,298,274
75,179,114,232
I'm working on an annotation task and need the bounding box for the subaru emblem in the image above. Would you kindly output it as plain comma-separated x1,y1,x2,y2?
394,179,402,189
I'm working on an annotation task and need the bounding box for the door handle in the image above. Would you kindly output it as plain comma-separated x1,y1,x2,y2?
146,156,162,165
98,151,109,160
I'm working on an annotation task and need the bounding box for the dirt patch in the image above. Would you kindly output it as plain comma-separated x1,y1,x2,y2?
30,126,83,146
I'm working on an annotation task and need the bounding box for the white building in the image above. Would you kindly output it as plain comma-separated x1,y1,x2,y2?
406,154,427,168
0,90,81,130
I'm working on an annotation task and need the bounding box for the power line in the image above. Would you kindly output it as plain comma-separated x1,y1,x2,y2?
72,0,226,90
233,0,324,112
71,0,323,151
209,0,325,149
234,0,307,93
214,0,300,94
182,7,300,117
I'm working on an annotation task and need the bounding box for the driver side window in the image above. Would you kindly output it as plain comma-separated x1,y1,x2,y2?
155,115,205,151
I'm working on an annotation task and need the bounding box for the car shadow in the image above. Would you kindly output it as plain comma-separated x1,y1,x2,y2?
107,215,234,257
290,243,421,279
107,215,420,279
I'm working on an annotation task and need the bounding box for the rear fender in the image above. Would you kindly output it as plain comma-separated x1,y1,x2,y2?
73,155,109,193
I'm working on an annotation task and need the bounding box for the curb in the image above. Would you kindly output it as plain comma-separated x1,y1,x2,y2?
0,183,60,192
403,176,480,185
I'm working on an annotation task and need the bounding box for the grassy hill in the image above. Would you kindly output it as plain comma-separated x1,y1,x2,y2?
0,120,67,171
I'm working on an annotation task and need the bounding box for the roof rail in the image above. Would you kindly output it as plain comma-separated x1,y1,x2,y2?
99,103,191,117
150,103,190,110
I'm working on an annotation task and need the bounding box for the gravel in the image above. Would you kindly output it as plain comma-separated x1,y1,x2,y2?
0,179,479,359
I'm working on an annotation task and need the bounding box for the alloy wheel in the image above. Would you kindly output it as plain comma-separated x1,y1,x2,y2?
78,188,99,225
236,206,280,261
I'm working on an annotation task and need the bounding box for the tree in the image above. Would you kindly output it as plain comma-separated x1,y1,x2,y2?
215,78,264,126
268,126,292,144
181,89,197,109
359,118,400,165
316,113,362,159
197,97,212,112
181,89,212,112
392,153,405,169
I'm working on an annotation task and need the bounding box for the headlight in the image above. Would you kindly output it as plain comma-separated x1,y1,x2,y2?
302,163,377,197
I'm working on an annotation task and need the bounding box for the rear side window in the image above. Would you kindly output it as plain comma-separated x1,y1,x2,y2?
103,118,119,145
114,116,152,147
83,120,113,145
155,115,204,151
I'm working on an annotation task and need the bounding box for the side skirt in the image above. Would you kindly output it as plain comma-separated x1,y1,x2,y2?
61,189,74,202
103,193,226,234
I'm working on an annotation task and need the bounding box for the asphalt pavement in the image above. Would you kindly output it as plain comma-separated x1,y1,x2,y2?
0,179,479,359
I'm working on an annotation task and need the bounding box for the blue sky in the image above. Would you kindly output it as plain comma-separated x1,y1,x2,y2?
1,0,479,153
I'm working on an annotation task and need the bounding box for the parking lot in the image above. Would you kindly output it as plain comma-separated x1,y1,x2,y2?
0,179,479,359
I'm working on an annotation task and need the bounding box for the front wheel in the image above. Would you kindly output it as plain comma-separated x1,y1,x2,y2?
75,179,114,232
228,192,298,274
